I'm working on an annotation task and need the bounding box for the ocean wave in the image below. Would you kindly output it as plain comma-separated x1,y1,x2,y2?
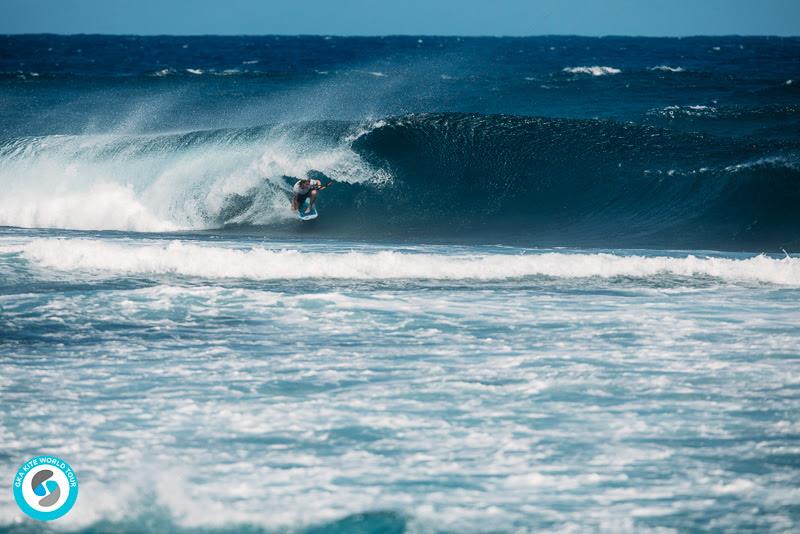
13,239,800,285
1,113,798,248
562,66,621,76
350,113,800,247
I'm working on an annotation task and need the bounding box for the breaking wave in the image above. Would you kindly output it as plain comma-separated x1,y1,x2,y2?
0,123,389,232
10,238,800,285
0,113,798,249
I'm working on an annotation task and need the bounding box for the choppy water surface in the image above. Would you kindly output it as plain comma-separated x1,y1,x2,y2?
1,231,799,532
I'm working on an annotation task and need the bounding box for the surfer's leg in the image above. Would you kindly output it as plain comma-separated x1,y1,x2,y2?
307,189,318,211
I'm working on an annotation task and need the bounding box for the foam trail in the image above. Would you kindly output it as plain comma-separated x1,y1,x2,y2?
13,239,800,285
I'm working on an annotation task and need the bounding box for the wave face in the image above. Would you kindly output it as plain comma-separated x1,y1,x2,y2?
0,113,798,249
351,114,800,248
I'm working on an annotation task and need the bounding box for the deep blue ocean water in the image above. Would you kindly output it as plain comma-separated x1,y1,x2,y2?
0,35,799,532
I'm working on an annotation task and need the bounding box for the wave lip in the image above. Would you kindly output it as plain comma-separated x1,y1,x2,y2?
13,239,800,285
563,66,621,76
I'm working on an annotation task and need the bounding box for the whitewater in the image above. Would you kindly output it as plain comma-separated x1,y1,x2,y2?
1,35,800,533
0,126,389,232
9,237,800,285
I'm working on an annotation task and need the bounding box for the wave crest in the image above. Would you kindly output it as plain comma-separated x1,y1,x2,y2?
13,238,800,285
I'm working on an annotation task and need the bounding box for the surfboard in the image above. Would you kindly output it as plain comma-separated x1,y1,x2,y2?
298,199,318,221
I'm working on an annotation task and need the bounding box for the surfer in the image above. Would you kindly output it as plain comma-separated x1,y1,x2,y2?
291,174,332,214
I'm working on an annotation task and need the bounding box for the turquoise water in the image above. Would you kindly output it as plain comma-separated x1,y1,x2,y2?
2,229,799,532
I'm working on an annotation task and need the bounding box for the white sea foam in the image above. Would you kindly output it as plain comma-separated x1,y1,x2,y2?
563,66,621,76
652,105,718,118
649,65,685,72
15,239,800,285
0,128,388,232
724,156,799,173
712,479,756,495
0,183,177,232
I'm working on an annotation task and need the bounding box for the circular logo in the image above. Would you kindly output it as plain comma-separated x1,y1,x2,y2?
13,455,78,521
